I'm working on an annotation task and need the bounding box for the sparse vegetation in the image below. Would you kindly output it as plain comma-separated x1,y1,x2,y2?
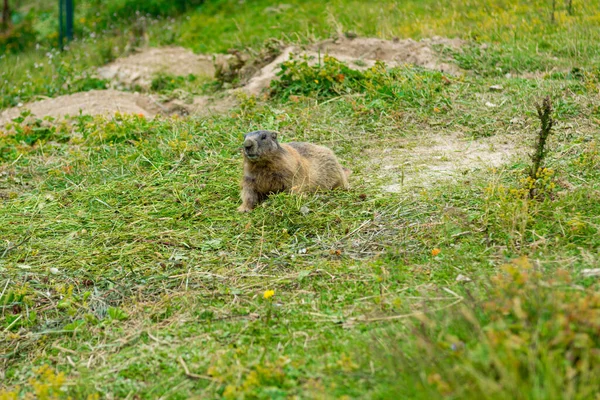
1,0,600,398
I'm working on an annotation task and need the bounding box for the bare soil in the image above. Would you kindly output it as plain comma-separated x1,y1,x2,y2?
310,36,463,74
0,91,236,124
0,90,158,123
367,132,525,192
97,46,217,90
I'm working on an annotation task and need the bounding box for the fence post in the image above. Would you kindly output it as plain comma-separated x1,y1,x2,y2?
65,0,73,40
58,0,73,50
59,0,64,49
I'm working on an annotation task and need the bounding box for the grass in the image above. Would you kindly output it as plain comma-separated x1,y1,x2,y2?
3,0,600,109
1,0,600,398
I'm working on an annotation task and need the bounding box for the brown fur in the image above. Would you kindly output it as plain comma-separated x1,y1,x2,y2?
238,130,350,212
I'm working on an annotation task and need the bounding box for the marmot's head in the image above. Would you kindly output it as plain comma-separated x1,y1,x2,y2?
242,130,280,162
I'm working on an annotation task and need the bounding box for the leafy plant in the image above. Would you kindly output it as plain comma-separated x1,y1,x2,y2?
270,55,451,113
271,54,364,99
107,306,128,321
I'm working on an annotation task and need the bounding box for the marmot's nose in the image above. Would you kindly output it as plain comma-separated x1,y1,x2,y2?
244,139,255,149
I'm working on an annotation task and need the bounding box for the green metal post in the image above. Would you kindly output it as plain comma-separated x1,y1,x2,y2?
65,0,73,40
58,0,73,50
59,0,64,49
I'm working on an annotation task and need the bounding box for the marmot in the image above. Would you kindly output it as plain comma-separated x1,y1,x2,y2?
238,130,350,212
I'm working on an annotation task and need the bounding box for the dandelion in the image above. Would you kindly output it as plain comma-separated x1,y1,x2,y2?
263,290,275,299
314,80,319,84
431,248,441,257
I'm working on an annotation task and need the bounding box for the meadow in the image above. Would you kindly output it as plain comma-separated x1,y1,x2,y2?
1,0,600,398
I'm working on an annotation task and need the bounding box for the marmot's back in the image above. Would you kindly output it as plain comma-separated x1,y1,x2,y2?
285,142,348,191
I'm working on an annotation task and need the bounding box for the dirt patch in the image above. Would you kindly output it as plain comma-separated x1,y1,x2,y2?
368,132,525,192
310,36,463,73
0,90,236,125
243,36,464,95
191,95,239,115
0,90,160,123
97,46,217,90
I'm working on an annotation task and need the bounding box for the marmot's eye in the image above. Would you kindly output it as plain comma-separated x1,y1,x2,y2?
261,134,267,140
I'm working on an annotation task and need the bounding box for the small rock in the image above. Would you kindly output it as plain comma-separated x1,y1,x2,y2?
50,267,59,274
300,206,310,215
485,101,497,108
298,248,307,254
456,274,472,282
582,269,600,278
505,73,512,79
489,84,504,92
480,43,488,50
129,72,141,82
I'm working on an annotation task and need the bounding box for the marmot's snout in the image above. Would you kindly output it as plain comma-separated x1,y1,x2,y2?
243,138,258,159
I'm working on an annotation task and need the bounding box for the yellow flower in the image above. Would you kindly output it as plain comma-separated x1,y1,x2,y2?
314,80,319,84
431,248,441,257
263,290,275,299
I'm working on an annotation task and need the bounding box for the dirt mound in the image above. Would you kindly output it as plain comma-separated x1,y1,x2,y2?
369,132,524,192
242,36,463,95
0,90,235,125
310,36,463,73
97,46,217,89
0,90,159,124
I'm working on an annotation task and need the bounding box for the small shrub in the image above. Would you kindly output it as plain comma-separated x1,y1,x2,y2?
270,54,364,99
270,55,451,113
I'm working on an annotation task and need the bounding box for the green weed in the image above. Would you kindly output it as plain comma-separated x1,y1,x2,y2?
271,55,451,114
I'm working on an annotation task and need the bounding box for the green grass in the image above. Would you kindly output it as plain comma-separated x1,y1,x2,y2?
1,0,600,399
3,0,600,109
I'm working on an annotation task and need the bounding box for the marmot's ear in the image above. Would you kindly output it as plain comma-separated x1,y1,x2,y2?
271,132,277,140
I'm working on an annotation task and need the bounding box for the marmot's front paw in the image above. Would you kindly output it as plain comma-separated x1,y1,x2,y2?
237,205,252,213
